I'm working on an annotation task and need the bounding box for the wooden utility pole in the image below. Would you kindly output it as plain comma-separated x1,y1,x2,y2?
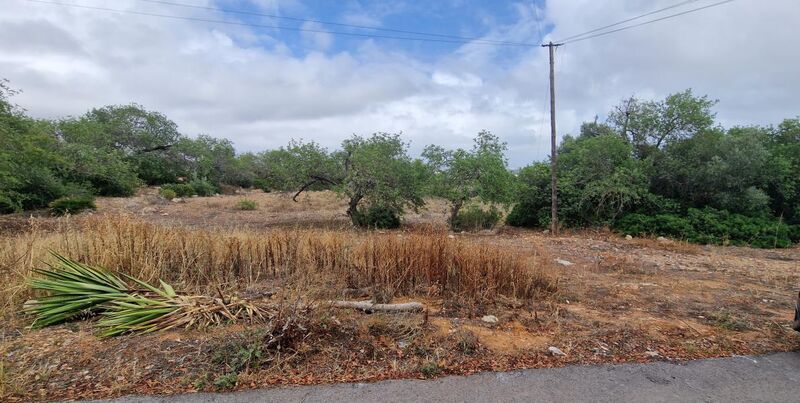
542,41,562,235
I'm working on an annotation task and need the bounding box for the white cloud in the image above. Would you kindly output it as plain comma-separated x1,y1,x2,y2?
1,0,799,168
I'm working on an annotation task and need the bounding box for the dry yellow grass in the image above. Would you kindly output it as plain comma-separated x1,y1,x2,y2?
0,214,555,316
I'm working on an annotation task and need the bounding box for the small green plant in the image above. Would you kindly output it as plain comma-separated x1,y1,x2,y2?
160,188,177,200
213,373,238,390
161,183,196,197
189,179,217,197
236,199,257,210
706,310,750,331
451,205,501,232
48,195,96,216
352,205,401,229
418,360,440,378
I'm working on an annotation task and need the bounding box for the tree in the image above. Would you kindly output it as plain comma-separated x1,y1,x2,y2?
508,134,651,228
763,118,800,223
651,128,772,215
291,133,425,226
579,116,615,138
422,131,514,228
338,133,426,220
60,104,184,184
253,140,341,193
609,89,717,158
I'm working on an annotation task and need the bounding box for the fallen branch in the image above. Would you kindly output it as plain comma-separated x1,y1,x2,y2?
330,300,425,313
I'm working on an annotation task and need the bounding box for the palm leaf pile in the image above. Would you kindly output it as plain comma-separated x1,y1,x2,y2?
25,253,263,337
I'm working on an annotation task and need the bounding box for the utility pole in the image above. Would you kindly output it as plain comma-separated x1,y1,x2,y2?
542,41,562,235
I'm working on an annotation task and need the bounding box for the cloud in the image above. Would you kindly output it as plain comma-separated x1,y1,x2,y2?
1,0,799,168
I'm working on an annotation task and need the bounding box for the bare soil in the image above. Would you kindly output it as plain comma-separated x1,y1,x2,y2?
2,189,798,401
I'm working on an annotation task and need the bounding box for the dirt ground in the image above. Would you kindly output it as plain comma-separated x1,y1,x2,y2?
2,189,799,401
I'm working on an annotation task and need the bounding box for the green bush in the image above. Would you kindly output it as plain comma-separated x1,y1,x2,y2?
614,207,794,248
352,205,401,229
159,188,177,200
236,199,257,210
161,183,195,197
0,192,22,214
189,179,217,197
49,196,96,216
451,205,501,232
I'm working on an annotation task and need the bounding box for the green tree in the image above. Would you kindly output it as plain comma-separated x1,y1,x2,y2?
652,128,772,215
609,89,717,158
338,133,426,221
255,140,341,193
422,130,514,228
508,134,651,228
60,104,184,184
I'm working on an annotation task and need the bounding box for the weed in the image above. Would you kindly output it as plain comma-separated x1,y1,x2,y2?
450,330,479,354
418,360,440,378
707,310,750,331
213,373,237,390
211,332,265,373
236,199,257,211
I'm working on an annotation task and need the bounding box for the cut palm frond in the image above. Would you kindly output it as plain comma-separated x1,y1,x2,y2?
26,253,129,328
26,253,264,337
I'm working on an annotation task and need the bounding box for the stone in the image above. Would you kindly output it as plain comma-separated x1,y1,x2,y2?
644,350,660,358
657,236,670,243
548,346,566,356
625,235,633,240
481,315,499,324
171,198,183,203
556,259,574,267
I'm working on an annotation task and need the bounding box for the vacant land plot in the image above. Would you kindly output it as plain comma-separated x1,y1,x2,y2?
1,190,798,401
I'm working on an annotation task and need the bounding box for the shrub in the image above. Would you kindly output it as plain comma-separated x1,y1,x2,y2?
614,207,794,248
189,179,217,197
236,199,257,210
159,188,177,200
451,205,501,232
161,183,195,197
352,205,401,229
0,192,22,214
48,196,96,216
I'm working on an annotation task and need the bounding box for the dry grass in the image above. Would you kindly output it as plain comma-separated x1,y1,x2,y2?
0,214,556,317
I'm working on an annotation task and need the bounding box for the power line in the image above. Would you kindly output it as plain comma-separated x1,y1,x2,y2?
136,0,534,47
556,0,700,43
556,0,736,44
24,0,538,48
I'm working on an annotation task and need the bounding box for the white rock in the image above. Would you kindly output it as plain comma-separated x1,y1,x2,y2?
644,350,660,358
625,235,633,240
657,236,670,243
171,198,183,203
542,229,550,235
447,234,455,239
481,315,498,324
548,346,566,356
556,259,574,267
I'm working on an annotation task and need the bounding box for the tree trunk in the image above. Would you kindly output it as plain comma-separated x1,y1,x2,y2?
449,200,463,230
347,193,363,219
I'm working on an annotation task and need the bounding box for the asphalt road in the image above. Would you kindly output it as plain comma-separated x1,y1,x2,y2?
99,352,800,403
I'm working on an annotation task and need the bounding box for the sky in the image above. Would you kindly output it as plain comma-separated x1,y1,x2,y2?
1,0,799,167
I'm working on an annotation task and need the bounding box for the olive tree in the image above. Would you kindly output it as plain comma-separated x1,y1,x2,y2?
422,130,514,228
292,133,426,226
